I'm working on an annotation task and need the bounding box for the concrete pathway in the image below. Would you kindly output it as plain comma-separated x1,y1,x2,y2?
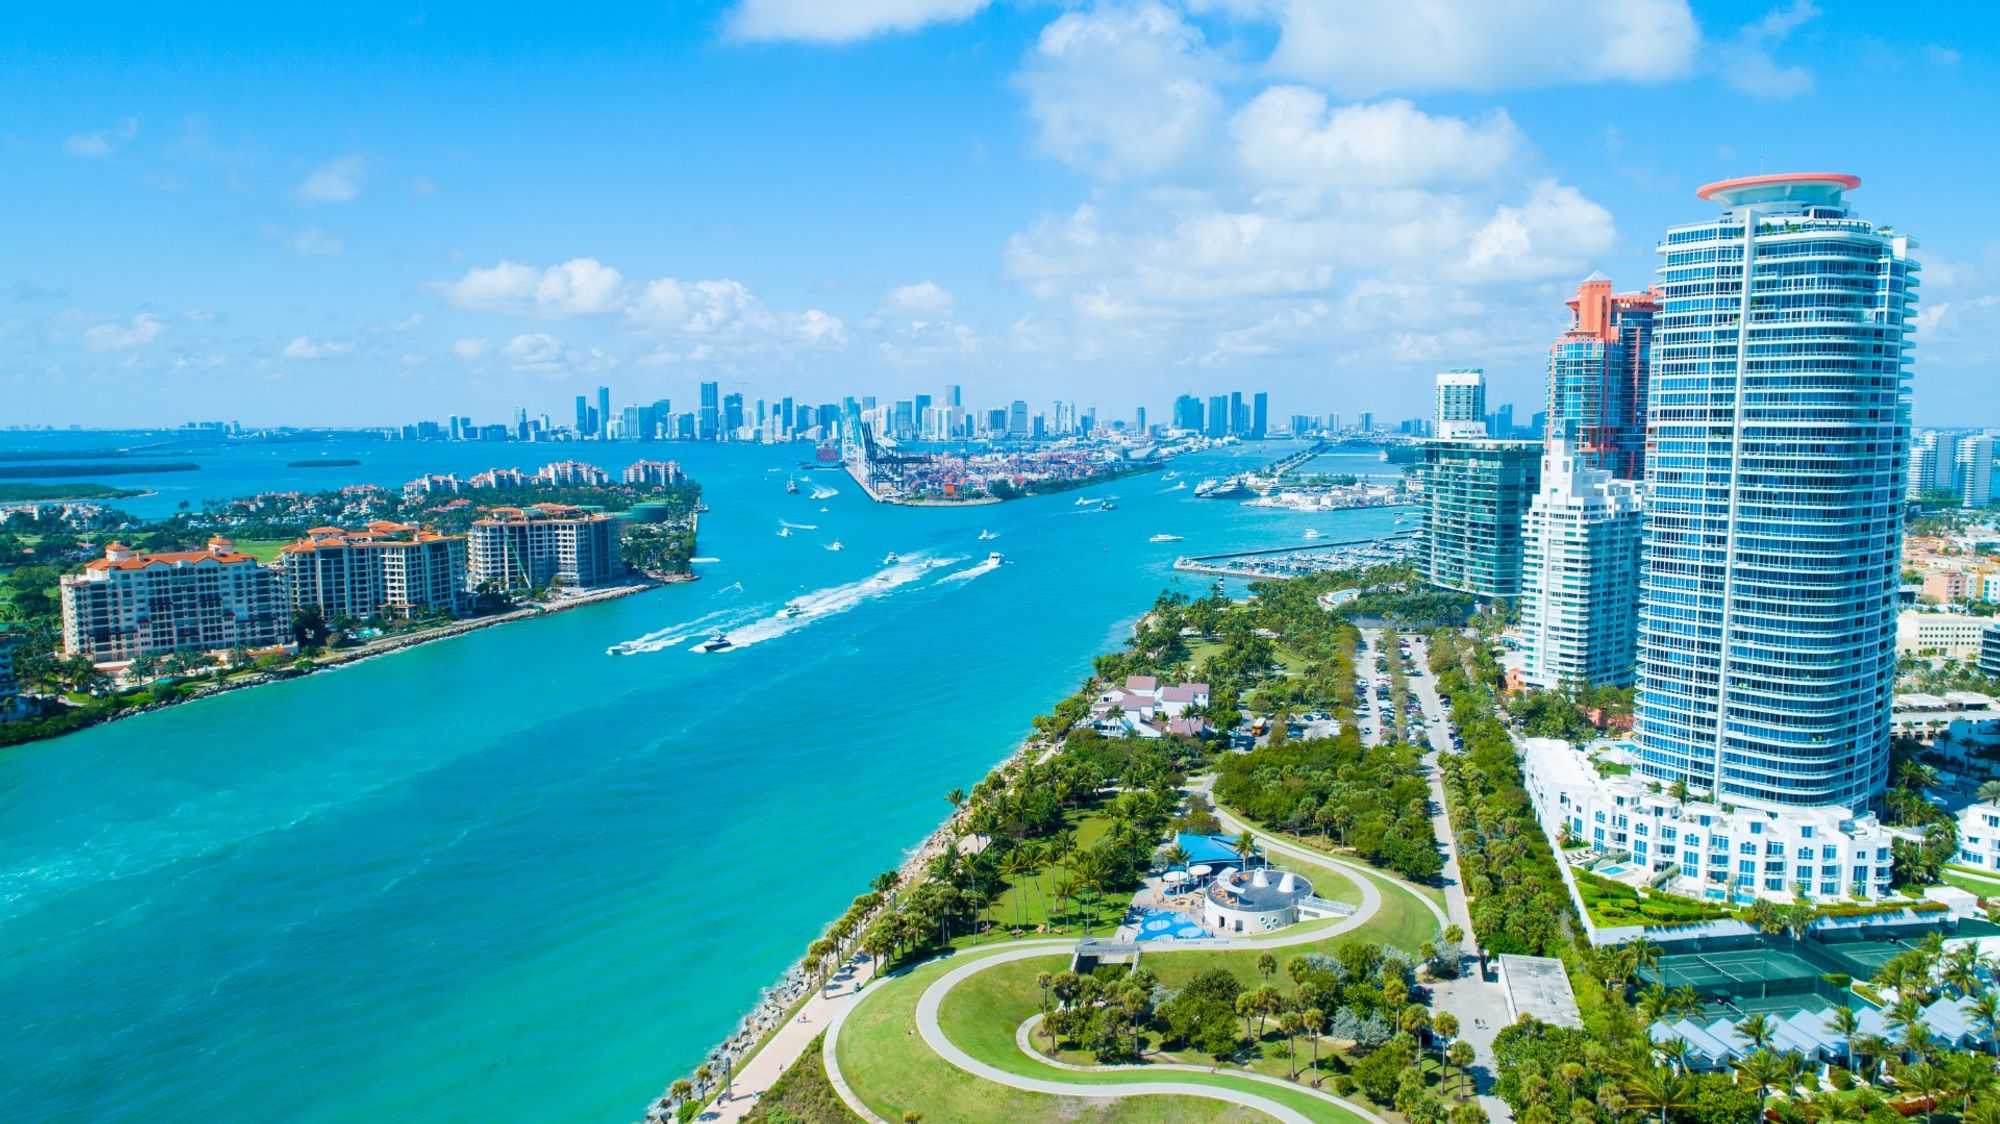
703,953,879,1123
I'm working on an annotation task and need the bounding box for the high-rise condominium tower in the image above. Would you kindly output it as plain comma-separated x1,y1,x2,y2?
1634,174,1917,811
1548,274,1657,480
1520,438,1643,689
1434,370,1486,439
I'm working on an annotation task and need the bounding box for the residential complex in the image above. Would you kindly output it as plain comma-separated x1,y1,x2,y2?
1518,438,1643,689
60,539,286,662
467,504,626,592
277,522,468,620
1415,438,1540,599
1631,173,1915,814
1433,369,1487,439
1546,272,1656,480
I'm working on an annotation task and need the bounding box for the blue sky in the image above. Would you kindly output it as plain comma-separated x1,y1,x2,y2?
2,1,1992,428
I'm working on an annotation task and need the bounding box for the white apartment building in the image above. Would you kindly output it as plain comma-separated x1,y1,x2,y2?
1519,438,1644,689
277,522,467,620
621,460,685,486
1956,801,2000,874
466,504,625,592
1434,369,1487,440
1895,611,2000,658
1522,738,1901,902
61,539,285,663
1958,434,1994,507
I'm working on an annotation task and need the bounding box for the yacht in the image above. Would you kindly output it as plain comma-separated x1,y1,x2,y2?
1149,533,1183,543
696,632,733,653
1194,476,1254,499
1303,529,1322,540
785,475,800,495
779,605,804,619
986,551,1005,565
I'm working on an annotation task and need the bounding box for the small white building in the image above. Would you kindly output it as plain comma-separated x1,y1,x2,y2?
1203,866,1314,934
1897,611,2000,658
1956,800,2000,875
1521,737,1902,902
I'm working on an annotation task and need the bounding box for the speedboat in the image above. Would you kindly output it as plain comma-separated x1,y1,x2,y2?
696,631,733,653
986,551,1004,565
1303,529,1321,539
977,529,997,541
1149,533,1183,543
777,526,791,537
779,605,804,619
1099,501,1117,511
826,540,843,551
883,552,899,565
785,475,800,495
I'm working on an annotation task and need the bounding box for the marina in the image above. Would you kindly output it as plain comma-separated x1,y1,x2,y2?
1172,528,1420,580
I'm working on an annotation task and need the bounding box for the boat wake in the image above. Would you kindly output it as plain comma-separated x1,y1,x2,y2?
809,485,838,500
710,554,948,650
779,520,819,531
938,556,1002,583
606,609,748,656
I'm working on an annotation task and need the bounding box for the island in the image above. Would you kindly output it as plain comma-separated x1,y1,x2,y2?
840,425,1163,505
285,458,364,468
0,483,150,502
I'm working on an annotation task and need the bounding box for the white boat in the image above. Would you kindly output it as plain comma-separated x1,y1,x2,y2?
977,529,997,541
777,526,791,538
696,631,733,653
882,552,899,565
1074,496,1096,506
826,540,843,551
1149,533,1183,543
986,551,1005,565
1303,529,1322,540
779,605,804,619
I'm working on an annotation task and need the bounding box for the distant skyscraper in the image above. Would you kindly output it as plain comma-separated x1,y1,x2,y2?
1358,411,1373,433
1520,438,1644,689
1135,406,1146,433
1007,400,1029,436
596,386,610,439
1908,431,1960,500
1206,395,1229,438
1173,394,1202,431
1228,391,1244,437
574,394,590,436
722,393,744,436
698,381,720,441
1635,173,1916,815
1416,439,1541,598
1250,392,1268,440
1433,370,1486,439
1548,273,1658,479
1959,434,1993,507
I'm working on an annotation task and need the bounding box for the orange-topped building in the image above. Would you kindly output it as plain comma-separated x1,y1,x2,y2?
61,538,284,662
1548,273,1658,481
276,522,467,620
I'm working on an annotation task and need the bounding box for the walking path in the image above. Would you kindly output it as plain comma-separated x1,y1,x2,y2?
704,954,879,1122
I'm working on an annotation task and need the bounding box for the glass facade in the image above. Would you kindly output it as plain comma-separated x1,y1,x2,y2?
1634,175,1918,811
1547,275,1657,480
1417,439,1541,599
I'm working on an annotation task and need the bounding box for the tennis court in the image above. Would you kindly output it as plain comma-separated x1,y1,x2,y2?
1641,946,1822,998
1813,935,1927,978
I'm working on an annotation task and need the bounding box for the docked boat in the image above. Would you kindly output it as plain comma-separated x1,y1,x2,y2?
696,631,733,653
1193,476,1255,499
1149,533,1183,543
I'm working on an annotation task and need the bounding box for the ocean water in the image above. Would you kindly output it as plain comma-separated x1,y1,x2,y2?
0,437,1402,1123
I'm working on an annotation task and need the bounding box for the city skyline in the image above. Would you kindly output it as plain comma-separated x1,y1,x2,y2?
6,2,1997,427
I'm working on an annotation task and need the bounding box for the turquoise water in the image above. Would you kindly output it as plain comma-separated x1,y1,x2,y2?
1,438,1400,1123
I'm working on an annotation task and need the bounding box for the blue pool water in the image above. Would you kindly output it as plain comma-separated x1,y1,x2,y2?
1597,863,1631,876
1135,909,1209,942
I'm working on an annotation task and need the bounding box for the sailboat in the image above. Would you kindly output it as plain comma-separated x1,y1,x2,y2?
785,474,801,495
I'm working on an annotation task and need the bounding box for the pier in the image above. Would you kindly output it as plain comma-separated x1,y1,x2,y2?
1173,529,1419,580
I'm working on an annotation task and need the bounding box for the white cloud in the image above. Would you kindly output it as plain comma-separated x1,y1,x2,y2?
1230,90,1520,188
878,281,956,318
438,258,627,316
280,336,354,360
281,223,344,255
82,313,165,351
453,337,492,359
1258,0,1698,96
502,333,562,364
62,117,139,159
726,0,987,43
295,154,369,204
1719,1,1818,98
377,312,424,332
1459,180,1617,281
1017,4,1222,180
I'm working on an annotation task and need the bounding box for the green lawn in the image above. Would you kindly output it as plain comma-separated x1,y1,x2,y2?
837,957,1275,1124
951,811,1133,949
229,538,295,562
1942,864,2000,898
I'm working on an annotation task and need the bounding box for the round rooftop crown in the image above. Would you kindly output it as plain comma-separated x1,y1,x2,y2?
1696,172,1860,207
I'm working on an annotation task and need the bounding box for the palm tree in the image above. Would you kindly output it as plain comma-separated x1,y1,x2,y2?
1279,1011,1304,1079
1303,1006,1326,1077
1943,1049,1995,1117
1257,953,1278,984
1625,936,1661,977
1888,994,1929,1059
1851,1032,1894,1083
1978,778,2000,804
667,1079,693,1109
1035,971,1055,1052
1734,1048,1789,1121
1232,829,1258,870
1655,1037,1692,1076
998,850,1034,929
1894,1060,1946,1124
1236,992,1258,1045
1433,1011,1459,1077
1941,944,1982,998
1968,990,2000,1057
1736,1012,1776,1053
1624,1066,1696,1124
1825,1005,1861,1073
1447,1040,1475,1100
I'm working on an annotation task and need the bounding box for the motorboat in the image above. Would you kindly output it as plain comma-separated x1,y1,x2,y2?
696,631,733,653
785,475,800,495
882,552,899,565
779,605,804,619
977,529,997,541
986,551,1005,565
1303,529,1322,539
1099,501,1117,511
826,540,843,551
777,526,791,537
1149,533,1183,543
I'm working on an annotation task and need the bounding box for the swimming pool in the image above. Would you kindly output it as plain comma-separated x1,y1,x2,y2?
1597,863,1632,876
1134,909,1208,942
